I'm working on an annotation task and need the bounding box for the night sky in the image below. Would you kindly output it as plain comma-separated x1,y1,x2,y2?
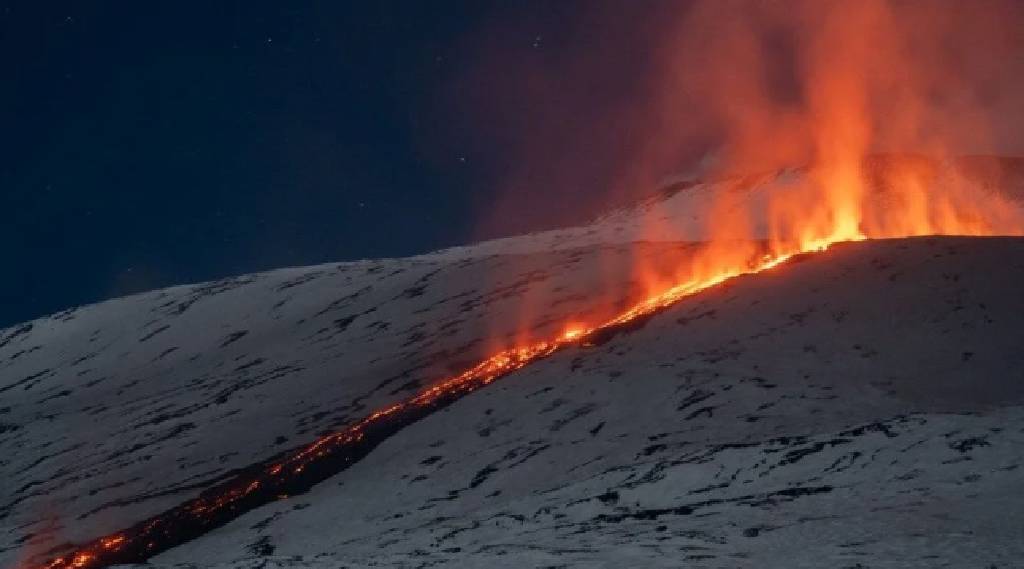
3,2,669,328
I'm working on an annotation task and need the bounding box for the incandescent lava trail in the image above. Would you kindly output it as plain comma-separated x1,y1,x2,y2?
32,240,802,569
25,157,1024,569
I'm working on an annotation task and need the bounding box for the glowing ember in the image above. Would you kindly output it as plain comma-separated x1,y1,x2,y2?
561,325,586,341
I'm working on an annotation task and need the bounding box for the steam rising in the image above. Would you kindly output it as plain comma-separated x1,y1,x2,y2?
460,0,1024,238
455,0,1024,343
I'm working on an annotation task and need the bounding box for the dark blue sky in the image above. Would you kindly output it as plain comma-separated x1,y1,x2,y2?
1,2,674,327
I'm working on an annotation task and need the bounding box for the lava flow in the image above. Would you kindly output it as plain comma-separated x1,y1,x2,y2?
27,190,1024,569
32,237,806,569
29,220,1024,569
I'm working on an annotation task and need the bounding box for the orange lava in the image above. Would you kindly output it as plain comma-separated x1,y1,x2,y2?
29,150,1024,569
30,195,1024,569
36,239,805,569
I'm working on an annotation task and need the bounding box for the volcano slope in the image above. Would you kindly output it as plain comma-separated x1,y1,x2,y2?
1,241,713,566
4,157,1024,568
3,236,1024,569
142,236,1024,569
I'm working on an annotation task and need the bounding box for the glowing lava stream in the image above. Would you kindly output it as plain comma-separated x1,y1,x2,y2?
33,241,826,569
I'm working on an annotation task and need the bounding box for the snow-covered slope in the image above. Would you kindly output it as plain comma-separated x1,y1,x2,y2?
431,155,1024,258
152,236,1024,569
3,161,1024,568
1,242,706,565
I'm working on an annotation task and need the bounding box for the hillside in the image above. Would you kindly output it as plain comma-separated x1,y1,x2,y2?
153,236,1024,568
3,159,1024,567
